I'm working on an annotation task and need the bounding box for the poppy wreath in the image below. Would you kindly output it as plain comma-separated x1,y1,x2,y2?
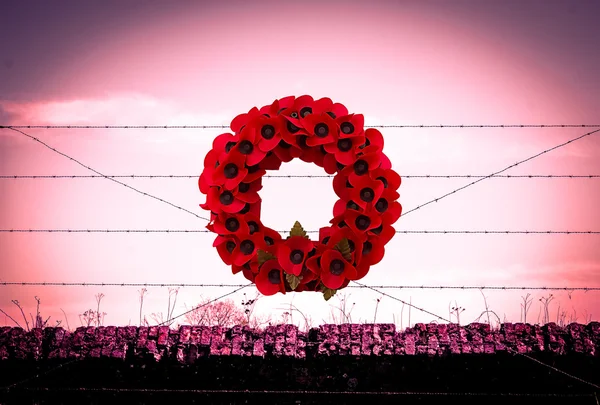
198,95,402,300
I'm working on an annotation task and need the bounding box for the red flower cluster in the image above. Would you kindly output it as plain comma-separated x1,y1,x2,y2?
199,96,402,300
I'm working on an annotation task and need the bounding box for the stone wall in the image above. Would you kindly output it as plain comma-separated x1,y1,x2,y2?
1,322,598,361
0,323,599,405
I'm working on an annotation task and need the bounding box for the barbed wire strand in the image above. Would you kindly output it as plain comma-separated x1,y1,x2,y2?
354,281,600,390
3,174,600,179
6,387,597,398
4,127,211,222
3,124,600,129
400,128,600,218
2,229,599,234
2,282,598,291
157,283,251,327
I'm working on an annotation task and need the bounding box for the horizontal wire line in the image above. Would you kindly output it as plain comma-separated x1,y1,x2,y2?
400,127,600,218
1,282,598,291
2,174,600,179
1,229,599,234
3,124,600,129
10,387,596,398
5,127,211,222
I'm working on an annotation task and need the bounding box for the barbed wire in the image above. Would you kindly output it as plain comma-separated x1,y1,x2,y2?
2,229,599,234
5,387,597,398
2,174,600,179
1,281,597,291
400,128,600,218
6,127,211,222
2,124,600,129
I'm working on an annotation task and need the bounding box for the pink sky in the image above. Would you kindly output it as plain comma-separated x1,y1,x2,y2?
1,0,599,329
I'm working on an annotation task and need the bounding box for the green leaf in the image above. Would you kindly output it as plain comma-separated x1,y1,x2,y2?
286,273,303,291
289,221,308,238
257,249,276,266
335,237,352,261
322,287,337,301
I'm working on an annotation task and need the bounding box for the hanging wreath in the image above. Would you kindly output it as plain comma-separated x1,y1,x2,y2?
198,96,401,300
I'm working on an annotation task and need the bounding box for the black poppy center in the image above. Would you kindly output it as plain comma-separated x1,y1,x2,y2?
322,236,330,245
300,107,312,118
238,183,250,193
240,240,255,255
268,269,281,284
287,120,300,134
238,140,253,155
225,241,236,253
346,200,359,210
225,218,240,232
337,139,352,152
261,125,275,140
290,249,304,265
354,160,368,175
330,259,345,276
371,225,383,235
341,122,354,134
279,140,292,149
248,221,259,234
264,236,275,246
219,191,234,205
314,123,329,138
375,198,389,213
224,163,238,179
360,187,375,203
239,203,250,214
225,141,237,153
355,215,371,231
377,176,388,188
326,111,336,119
336,162,345,171
348,240,355,252
362,241,372,255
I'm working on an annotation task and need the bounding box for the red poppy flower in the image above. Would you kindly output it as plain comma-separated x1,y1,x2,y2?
355,234,385,267
342,145,383,184
375,189,402,225
230,107,262,134
258,96,296,117
335,206,382,236
262,227,283,255
255,259,286,296
380,153,392,170
230,232,266,266
201,186,246,214
213,235,238,265
323,226,366,265
207,213,250,237
212,148,249,190
304,243,327,277
272,140,295,163
320,249,357,290
323,133,365,166
332,173,351,200
277,236,314,276
336,114,365,138
279,115,309,152
258,151,283,171
244,115,283,153
361,128,384,151
368,224,396,245
347,174,385,210
369,168,401,192
355,262,370,281
229,126,266,167
234,179,262,204
322,153,347,175
311,97,349,118
300,113,339,147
